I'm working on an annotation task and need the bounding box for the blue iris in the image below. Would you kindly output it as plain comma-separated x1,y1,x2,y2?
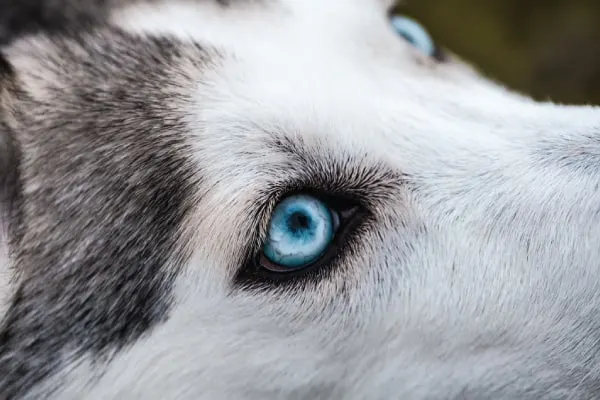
263,195,336,269
390,15,436,57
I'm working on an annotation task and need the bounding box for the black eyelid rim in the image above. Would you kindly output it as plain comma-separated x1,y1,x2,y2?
432,46,448,63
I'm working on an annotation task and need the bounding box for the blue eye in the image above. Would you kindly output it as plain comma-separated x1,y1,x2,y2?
390,15,437,58
261,195,339,271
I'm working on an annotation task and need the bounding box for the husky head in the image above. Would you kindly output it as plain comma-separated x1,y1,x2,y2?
1,0,600,398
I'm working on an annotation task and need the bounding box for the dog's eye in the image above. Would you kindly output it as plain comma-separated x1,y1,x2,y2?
237,193,364,285
260,195,340,272
390,15,438,59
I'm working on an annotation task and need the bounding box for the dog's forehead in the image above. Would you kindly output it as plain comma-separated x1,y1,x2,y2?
111,0,436,146
112,0,394,52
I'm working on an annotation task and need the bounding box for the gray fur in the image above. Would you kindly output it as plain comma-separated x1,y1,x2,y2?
0,28,216,397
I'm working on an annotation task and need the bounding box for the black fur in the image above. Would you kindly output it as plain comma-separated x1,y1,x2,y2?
0,0,111,45
0,0,265,46
0,52,23,253
0,29,214,398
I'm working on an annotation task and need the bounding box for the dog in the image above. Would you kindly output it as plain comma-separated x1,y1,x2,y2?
1,0,600,398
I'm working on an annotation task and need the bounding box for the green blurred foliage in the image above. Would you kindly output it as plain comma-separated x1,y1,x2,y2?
396,0,600,105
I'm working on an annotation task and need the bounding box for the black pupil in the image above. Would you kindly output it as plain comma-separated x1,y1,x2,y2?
289,212,310,232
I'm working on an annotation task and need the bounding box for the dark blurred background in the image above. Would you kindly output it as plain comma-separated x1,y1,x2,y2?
395,0,600,105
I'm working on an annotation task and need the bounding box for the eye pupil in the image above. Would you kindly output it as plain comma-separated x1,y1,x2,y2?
289,212,310,231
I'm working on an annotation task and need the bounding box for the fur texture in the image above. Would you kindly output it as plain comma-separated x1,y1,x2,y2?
0,0,600,399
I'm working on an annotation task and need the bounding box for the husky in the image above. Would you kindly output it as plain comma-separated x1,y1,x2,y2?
1,0,600,398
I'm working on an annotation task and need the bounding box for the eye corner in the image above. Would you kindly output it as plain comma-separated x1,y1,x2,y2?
429,45,449,64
